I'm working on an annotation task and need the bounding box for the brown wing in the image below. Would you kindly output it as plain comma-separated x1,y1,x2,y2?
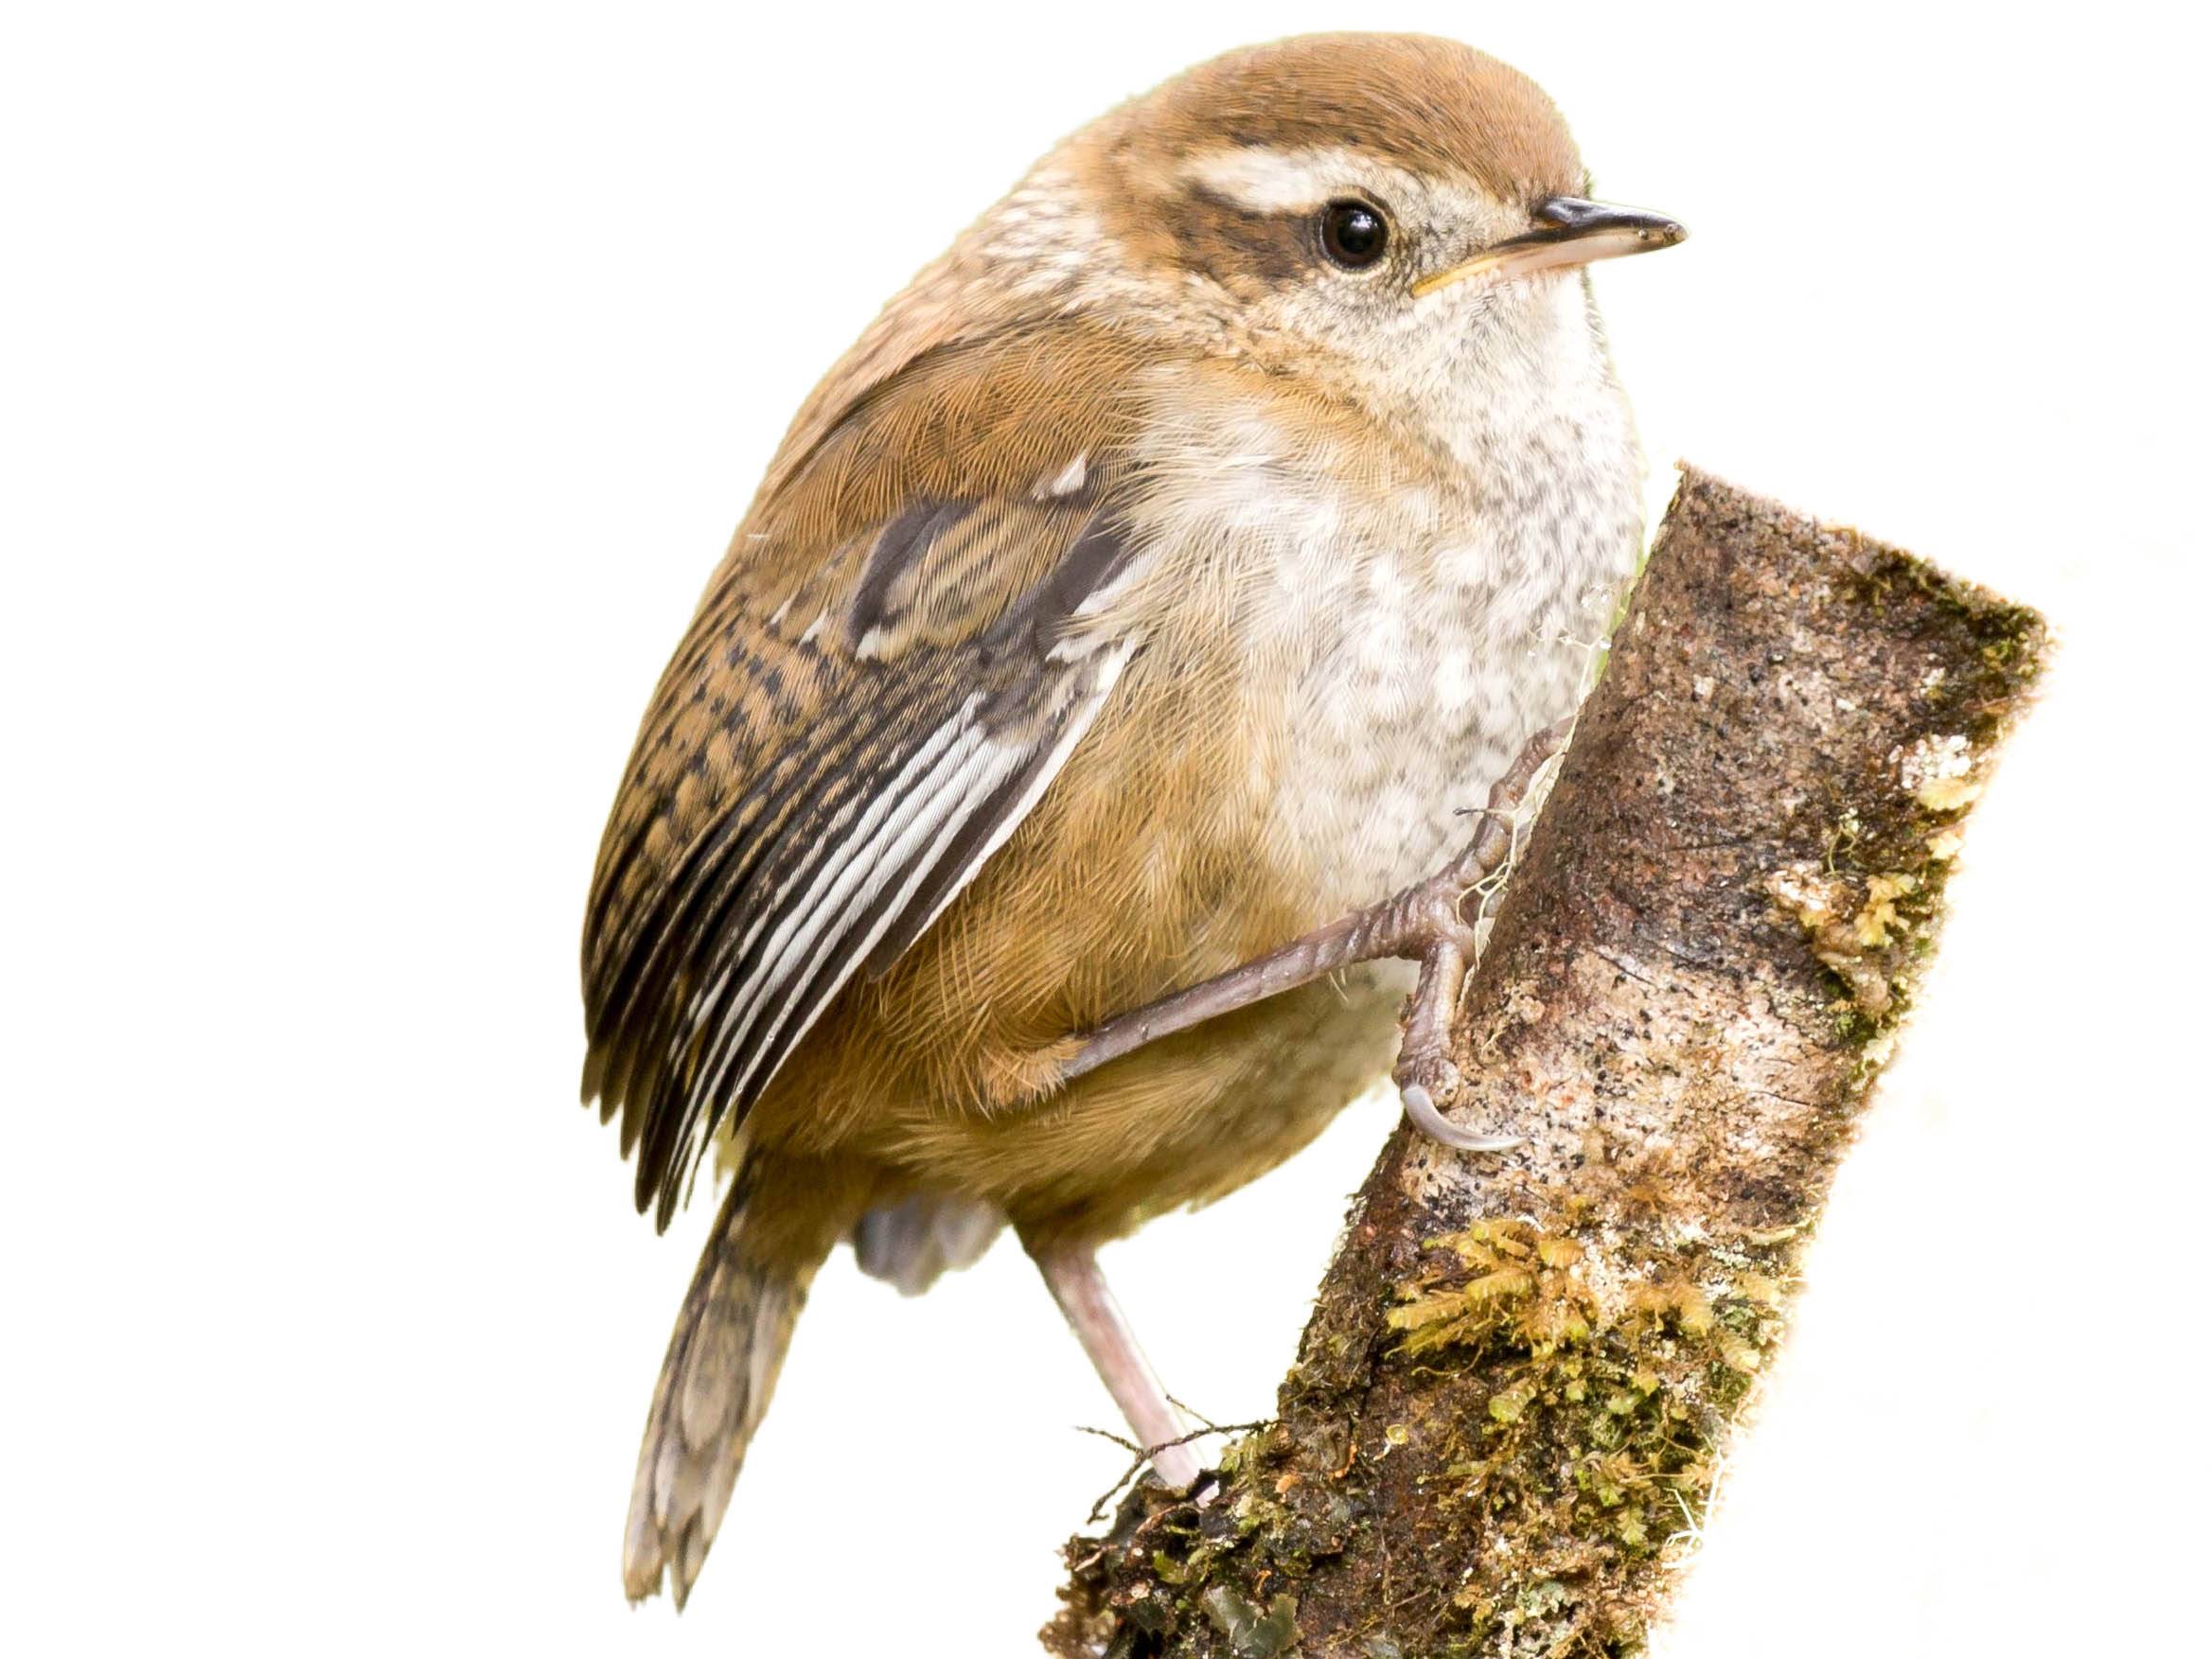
581,319,1159,1226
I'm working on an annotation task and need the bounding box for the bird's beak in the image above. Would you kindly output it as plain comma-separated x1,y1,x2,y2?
1412,197,1686,297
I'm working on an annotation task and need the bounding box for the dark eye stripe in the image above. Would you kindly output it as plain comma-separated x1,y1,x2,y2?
1170,183,1312,285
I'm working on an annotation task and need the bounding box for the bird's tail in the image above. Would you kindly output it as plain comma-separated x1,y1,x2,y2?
621,1168,825,1607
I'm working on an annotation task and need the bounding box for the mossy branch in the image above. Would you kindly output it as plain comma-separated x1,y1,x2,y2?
1045,467,2050,1658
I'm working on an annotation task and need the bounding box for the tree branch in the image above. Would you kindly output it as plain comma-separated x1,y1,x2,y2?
1045,467,2050,1658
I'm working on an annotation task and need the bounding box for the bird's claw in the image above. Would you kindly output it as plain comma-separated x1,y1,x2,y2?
1395,995,1520,1154
1398,1080,1522,1154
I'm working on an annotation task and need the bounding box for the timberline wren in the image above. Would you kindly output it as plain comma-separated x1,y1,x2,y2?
579,31,1683,1604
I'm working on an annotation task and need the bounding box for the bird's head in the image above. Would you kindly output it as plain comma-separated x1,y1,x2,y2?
991,33,1684,411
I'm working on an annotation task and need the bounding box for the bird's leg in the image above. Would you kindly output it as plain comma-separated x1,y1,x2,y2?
1061,717,1571,1151
1023,1233,1203,1490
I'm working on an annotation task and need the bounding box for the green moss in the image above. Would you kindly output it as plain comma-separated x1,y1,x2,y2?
1271,1216,1793,1652
1198,1586,1300,1657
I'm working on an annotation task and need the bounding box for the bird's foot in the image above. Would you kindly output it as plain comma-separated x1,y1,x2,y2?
1371,717,1570,1150
1058,717,1572,1147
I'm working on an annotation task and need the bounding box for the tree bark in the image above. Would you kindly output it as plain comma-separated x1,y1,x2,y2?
1045,467,2050,1659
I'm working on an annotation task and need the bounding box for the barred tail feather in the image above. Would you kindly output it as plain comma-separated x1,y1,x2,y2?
622,1174,817,1607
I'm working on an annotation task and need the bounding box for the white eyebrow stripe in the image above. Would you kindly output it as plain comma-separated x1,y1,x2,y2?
1179,145,1385,214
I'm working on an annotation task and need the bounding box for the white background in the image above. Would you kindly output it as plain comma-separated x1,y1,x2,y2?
5,3,2205,1653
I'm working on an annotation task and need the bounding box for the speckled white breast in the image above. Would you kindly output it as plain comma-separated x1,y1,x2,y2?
1142,274,1645,923
1111,273,1648,1133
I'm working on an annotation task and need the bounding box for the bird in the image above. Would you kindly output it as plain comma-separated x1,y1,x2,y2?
578,30,1683,1606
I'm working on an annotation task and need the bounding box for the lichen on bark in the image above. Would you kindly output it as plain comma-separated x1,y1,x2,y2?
1046,467,2050,1658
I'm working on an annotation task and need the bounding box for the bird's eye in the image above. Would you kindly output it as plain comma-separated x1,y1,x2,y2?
1319,200,1389,269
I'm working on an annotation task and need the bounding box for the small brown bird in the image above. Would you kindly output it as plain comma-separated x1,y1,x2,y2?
580,32,1682,1604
